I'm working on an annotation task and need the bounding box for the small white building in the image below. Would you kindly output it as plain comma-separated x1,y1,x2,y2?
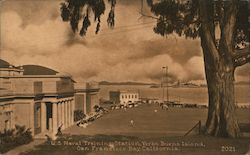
109,91,139,105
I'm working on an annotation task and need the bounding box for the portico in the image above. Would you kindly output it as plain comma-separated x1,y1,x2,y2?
39,98,75,138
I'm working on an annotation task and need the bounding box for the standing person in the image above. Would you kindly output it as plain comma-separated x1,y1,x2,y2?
130,119,134,127
56,124,63,136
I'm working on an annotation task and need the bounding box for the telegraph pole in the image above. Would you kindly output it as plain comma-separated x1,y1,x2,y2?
162,67,165,102
249,72,250,97
166,66,169,103
162,66,169,103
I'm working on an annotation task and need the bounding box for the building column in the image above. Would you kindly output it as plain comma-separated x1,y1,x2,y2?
68,100,71,126
83,93,87,114
67,101,70,128
70,101,72,125
71,100,75,124
30,102,35,136
67,101,70,127
52,103,58,136
41,102,47,132
64,101,68,128
58,102,62,127
69,100,73,126
68,101,71,126
61,102,65,129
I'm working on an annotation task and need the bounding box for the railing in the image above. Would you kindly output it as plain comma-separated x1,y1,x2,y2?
184,120,201,137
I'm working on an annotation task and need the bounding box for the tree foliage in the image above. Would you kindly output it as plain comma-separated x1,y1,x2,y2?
147,0,249,45
60,0,116,36
61,0,249,47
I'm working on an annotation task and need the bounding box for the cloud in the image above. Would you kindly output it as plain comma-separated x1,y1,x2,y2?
185,56,205,80
0,1,247,83
1,0,61,26
236,63,250,76
1,11,70,54
126,37,202,64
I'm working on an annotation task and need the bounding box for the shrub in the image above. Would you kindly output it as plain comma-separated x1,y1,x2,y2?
93,105,100,112
0,125,32,153
14,125,32,145
74,110,85,121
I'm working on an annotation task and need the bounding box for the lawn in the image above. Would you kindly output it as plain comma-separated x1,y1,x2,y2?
22,104,250,155
64,104,208,137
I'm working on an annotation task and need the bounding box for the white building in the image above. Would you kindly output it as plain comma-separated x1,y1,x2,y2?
110,91,139,105
0,59,75,139
0,59,103,140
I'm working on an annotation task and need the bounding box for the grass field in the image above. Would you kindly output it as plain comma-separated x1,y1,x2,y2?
22,104,250,155
64,104,208,137
63,104,250,137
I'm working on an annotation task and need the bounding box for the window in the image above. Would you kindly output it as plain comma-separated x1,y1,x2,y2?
5,120,10,130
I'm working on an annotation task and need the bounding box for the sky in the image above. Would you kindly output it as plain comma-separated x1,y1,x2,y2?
0,0,249,83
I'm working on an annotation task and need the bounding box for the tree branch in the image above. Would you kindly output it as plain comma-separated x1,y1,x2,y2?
138,11,159,20
219,0,239,56
199,0,220,62
216,0,239,68
233,47,250,67
138,0,158,20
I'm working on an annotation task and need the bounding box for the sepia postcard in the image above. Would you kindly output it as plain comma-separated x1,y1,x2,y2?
0,0,249,154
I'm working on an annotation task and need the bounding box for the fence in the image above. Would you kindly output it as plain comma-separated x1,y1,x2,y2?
184,120,201,137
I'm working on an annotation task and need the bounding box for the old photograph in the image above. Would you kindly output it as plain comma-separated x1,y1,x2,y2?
0,0,249,154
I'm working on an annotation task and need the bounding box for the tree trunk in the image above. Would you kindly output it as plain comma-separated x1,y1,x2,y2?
201,34,241,138
204,63,240,137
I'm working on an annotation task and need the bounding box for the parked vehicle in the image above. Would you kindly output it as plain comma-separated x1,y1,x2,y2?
77,120,88,128
128,103,134,108
120,105,125,108
162,104,169,110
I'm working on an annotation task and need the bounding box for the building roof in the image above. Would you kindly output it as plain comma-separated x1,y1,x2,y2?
0,59,10,68
0,59,72,78
23,65,58,75
110,90,139,94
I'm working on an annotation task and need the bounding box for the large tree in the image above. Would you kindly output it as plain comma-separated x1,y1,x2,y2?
60,0,250,138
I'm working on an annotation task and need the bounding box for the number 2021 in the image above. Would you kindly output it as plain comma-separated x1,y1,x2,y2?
221,146,236,152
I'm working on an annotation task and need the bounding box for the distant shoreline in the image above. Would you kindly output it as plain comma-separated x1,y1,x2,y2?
98,84,249,104
98,81,249,87
99,81,156,86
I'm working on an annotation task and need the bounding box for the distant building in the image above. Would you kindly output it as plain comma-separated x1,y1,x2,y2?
109,91,139,105
74,82,100,115
0,59,75,139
